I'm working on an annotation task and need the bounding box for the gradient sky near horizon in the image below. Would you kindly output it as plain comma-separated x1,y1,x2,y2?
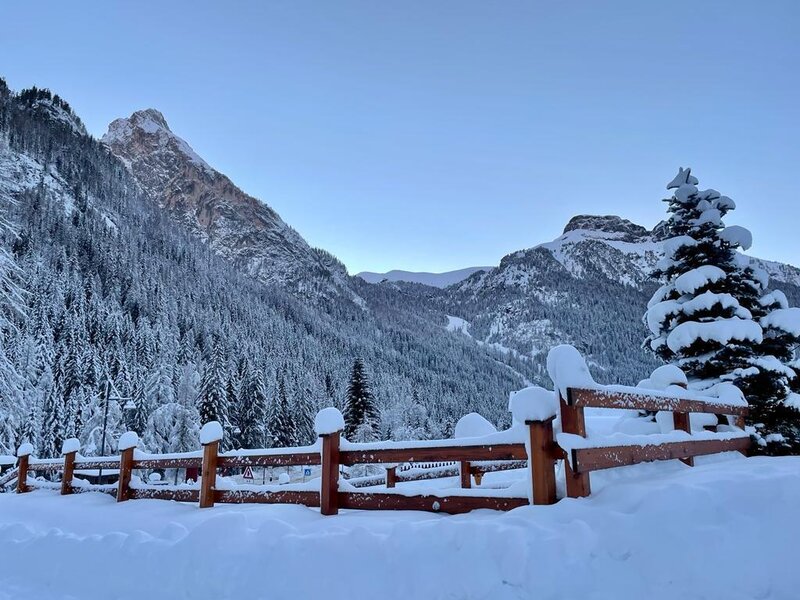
2,1,799,274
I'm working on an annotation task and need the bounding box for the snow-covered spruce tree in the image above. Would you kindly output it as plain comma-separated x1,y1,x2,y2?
238,364,269,449
195,339,229,428
645,168,800,453
343,359,380,441
293,380,317,446
268,373,297,448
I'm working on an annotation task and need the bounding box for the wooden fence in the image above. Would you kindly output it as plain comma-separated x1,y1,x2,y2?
12,384,750,513
557,385,749,498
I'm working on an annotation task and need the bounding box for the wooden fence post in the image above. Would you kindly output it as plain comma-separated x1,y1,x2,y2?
672,412,694,466
117,448,134,502
560,389,591,498
473,470,484,486
117,432,138,503
734,415,748,456
527,417,557,505
320,431,341,515
385,466,397,488
61,450,77,495
16,443,32,494
199,440,219,508
459,460,471,489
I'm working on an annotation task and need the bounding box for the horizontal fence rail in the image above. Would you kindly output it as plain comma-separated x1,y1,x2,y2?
566,387,749,417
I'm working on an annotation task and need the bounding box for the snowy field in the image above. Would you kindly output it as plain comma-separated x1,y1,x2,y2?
0,456,798,600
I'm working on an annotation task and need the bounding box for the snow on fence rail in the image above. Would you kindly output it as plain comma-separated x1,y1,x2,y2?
12,345,753,512
547,344,750,499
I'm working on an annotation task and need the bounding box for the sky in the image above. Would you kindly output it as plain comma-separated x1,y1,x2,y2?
1,1,799,274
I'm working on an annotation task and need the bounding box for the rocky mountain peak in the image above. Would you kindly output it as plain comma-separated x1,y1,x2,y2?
563,215,650,238
102,109,212,174
102,109,356,298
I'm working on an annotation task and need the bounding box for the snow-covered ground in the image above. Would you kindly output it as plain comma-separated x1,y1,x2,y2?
0,455,797,600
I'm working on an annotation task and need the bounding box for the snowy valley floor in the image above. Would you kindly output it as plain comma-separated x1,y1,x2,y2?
0,456,797,600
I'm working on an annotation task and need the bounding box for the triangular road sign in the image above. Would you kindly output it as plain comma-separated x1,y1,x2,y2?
242,465,254,480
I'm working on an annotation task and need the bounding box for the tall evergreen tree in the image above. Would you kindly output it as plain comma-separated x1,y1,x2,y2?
293,374,317,446
238,363,269,448
195,339,229,427
267,373,296,447
646,168,800,453
343,359,379,441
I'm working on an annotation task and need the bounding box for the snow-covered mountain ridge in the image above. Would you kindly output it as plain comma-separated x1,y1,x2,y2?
426,214,800,385
357,266,492,288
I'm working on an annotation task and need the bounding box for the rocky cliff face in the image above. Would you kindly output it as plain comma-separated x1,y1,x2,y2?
102,109,353,300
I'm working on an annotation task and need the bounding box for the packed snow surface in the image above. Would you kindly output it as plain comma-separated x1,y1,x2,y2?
454,412,497,439
508,386,558,423
61,438,80,455
0,457,797,599
199,421,223,444
314,407,345,436
117,431,139,451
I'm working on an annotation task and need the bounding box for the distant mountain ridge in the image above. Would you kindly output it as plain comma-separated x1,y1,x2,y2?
357,267,492,288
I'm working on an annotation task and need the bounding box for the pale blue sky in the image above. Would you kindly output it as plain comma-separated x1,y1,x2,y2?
2,1,798,273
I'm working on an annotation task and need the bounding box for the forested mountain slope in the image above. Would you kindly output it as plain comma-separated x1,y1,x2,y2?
0,80,532,457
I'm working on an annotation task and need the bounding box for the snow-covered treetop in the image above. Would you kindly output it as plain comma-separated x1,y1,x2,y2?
667,167,699,189
454,412,498,438
118,431,139,451
314,407,345,436
199,421,223,445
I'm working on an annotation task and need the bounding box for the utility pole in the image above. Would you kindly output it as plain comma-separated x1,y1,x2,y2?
98,376,131,482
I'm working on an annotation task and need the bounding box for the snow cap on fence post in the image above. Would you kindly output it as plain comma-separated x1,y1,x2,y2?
17,442,34,458
118,431,139,452
455,412,497,439
638,364,688,391
200,421,223,445
546,344,595,398
314,407,344,436
509,386,559,424
61,438,80,456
